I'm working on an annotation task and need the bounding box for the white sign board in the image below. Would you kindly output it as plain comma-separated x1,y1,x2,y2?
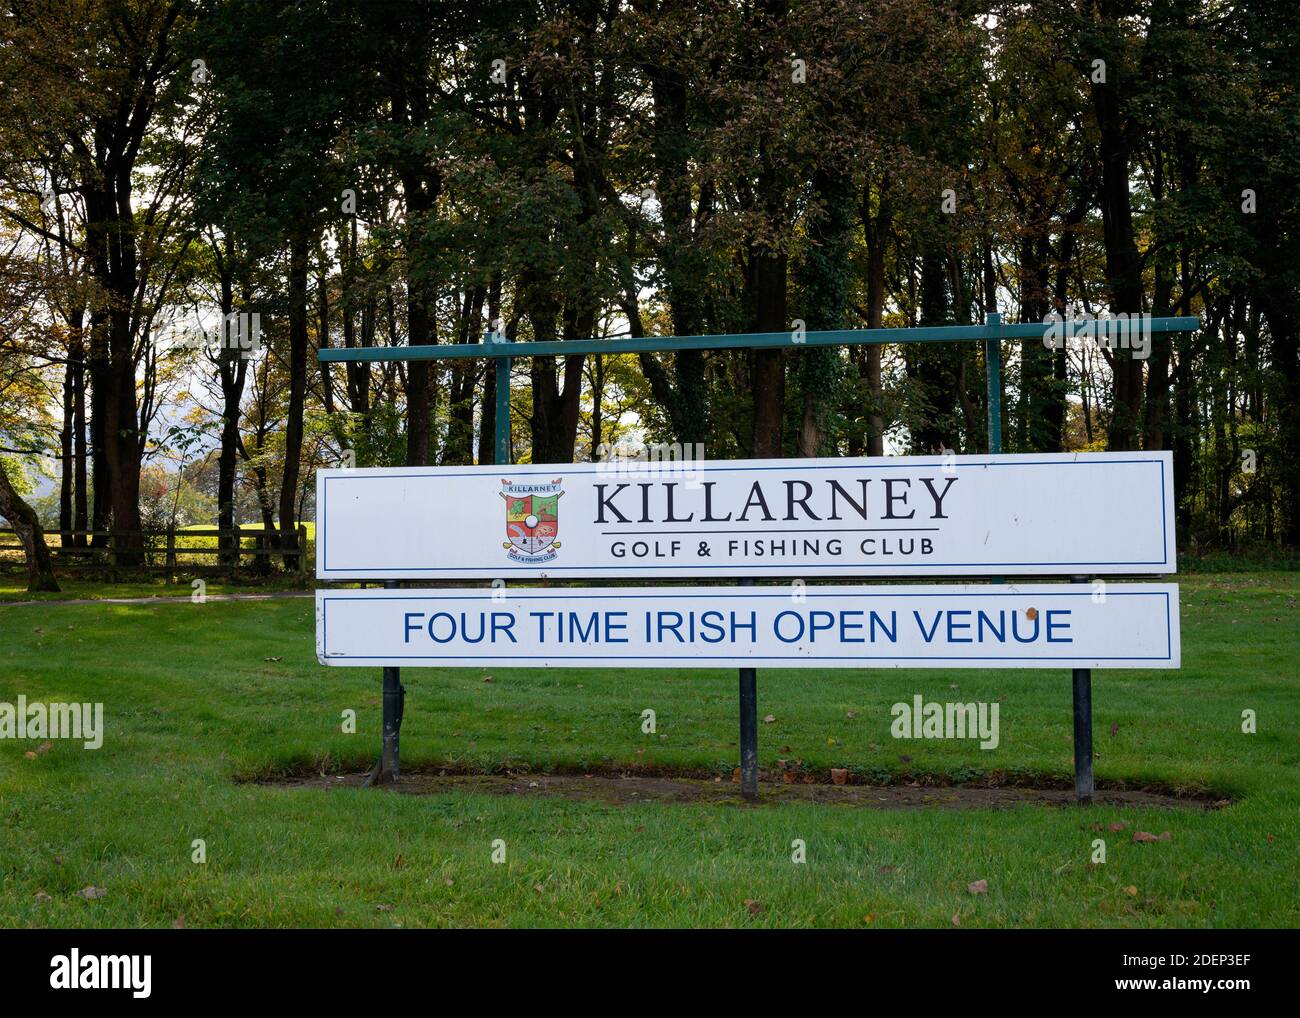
316,583,1179,669
316,452,1175,579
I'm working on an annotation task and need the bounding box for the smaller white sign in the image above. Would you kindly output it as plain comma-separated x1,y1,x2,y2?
317,583,1179,669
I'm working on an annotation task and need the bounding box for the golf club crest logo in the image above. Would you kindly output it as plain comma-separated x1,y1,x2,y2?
500,478,563,563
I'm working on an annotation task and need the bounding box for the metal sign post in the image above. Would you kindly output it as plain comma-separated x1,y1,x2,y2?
737,576,758,801
364,577,404,786
1072,575,1095,803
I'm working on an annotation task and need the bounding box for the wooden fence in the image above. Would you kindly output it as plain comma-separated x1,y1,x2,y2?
0,525,310,577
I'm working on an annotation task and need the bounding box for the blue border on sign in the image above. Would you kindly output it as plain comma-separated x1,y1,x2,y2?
320,589,1173,663
321,458,1172,575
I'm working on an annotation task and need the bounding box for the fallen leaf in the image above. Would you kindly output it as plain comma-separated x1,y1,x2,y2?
1109,723,1120,737
36,740,52,754
763,714,776,724
393,854,405,869
968,879,988,894
1109,822,1127,832
1133,830,1172,843
951,912,961,926
863,913,875,923
444,877,454,886
23,751,37,760
375,903,394,912
78,886,107,900
534,883,544,893
483,676,493,683
830,768,848,785
1124,885,1138,897
744,899,764,915
34,890,52,904
782,771,796,784
172,915,186,928
263,656,281,662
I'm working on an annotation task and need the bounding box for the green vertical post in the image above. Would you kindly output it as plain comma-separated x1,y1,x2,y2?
491,330,511,466
984,312,1004,454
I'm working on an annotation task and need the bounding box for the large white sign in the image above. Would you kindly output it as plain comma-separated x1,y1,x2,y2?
316,452,1175,579
316,583,1179,669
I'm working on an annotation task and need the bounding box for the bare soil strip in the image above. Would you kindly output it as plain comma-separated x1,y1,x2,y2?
267,767,1227,810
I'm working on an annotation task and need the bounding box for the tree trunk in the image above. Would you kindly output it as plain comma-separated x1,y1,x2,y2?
216,262,250,567
861,174,891,456
749,247,787,458
795,166,851,456
1091,50,1145,450
0,460,60,592
402,168,438,466
317,261,334,415
1260,286,1300,546
59,349,75,541
105,299,144,564
71,331,88,547
478,275,504,465
639,44,708,445
278,227,310,569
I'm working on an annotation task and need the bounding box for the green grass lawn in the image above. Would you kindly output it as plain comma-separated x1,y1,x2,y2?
1,573,1297,928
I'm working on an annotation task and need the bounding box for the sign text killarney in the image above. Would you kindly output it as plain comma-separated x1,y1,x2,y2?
317,451,1175,579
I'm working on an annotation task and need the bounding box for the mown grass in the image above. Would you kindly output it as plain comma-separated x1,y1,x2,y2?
0,573,1296,928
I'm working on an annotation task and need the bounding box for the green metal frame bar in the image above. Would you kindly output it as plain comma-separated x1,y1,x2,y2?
321,312,1198,463
985,312,1004,454
318,315,1200,364
494,353,510,466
